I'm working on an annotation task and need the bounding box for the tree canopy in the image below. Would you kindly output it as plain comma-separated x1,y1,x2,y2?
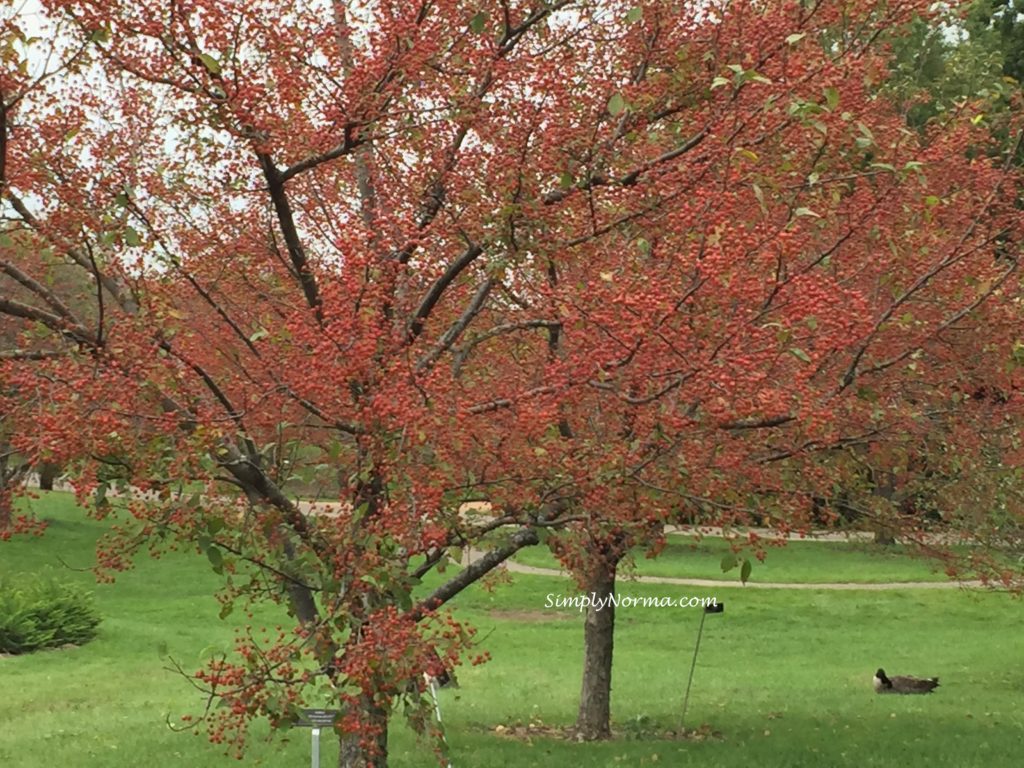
2,1,1022,765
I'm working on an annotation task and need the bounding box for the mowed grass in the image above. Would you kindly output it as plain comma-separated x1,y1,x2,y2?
513,537,954,584
0,492,1021,768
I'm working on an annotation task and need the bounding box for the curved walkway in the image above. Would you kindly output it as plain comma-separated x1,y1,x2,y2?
26,480,989,590
464,549,987,591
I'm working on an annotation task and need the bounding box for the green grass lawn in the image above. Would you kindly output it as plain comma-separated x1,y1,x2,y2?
513,537,954,583
2,492,1022,767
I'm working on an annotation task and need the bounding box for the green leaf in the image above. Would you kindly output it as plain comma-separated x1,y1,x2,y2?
789,347,812,363
123,226,141,247
785,32,807,45
198,644,220,660
469,11,487,34
824,86,839,111
206,546,223,573
558,171,573,189
198,53,222,76
626,6,643,23
249,327,269,342
794,207,820,218
218,602,234,620
89,25,111,44
720,553,738,573
740,559,752,584
710,76,731,90
607,92,626,116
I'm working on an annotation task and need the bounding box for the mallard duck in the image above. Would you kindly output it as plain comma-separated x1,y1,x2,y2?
873,668,940,694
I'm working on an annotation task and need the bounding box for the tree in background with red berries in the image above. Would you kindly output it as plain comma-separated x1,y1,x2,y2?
413,0,1024,740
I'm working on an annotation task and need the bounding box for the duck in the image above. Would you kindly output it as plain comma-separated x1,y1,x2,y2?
873,668,940,694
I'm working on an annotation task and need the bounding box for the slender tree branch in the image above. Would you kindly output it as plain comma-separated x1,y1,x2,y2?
410,526,539,620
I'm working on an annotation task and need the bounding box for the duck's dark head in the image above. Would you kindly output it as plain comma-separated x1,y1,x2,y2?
874,669,890,684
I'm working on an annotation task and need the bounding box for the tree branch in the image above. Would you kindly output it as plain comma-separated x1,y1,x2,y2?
408,243,483,341
257,155,323,322
416,278,493,372
410,526,539,620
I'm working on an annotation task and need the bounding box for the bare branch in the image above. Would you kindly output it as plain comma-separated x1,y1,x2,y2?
408,243,483,341
410,526,539,620
416,278,493,372
0,296,95,346
257,155,323,322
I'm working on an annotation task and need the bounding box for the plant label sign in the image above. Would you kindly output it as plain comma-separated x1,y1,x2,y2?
296,709,340,768
297,708,340,728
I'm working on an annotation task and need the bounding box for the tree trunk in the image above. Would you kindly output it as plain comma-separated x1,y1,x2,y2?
0,444,24,532
339,699,389,768
574,555,619,740
38,462,59,491
0,488,12,533
872,472,897,546
873,529,896,546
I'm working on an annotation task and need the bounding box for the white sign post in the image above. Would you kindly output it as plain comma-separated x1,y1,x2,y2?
297,709,340,768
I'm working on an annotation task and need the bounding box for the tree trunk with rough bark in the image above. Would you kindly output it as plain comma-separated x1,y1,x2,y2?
339,699,389,768
574,554,620,740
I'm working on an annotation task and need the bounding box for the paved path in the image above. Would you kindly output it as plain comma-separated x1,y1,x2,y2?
462,548,987,591
26,480,988,590
663,525,873,542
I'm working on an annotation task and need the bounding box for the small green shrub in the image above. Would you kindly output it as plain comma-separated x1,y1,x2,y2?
0,574,101,654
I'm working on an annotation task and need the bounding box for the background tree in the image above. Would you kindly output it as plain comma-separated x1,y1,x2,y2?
499,0,1024,738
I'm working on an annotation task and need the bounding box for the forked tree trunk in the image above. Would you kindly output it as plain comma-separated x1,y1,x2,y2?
575,554,620,740
339,699,389,768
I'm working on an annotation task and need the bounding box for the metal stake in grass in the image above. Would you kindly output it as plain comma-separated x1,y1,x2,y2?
679,602,724,734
